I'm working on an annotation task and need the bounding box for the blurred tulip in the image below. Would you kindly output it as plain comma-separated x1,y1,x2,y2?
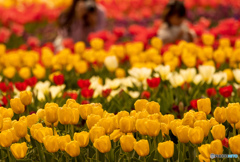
170,119,182,136
145,119,160,137
36,109,45,120
58,135,71,151
134,140,149,157
74,131,89,147
194,120,210,137
89,126,105,143
134,99,148,112
214,107,227,123
120,134,136,152
188,127,204,144
86,114,101,129
20,91,32,106
119,116,135,133
94,135,111,153
158,141,174,159
226,103,240,124
110,129,124,142
211,124,225,140
229,136,240,154
210,139,223,155
13,120,27,138
26,113,38,128
10,142,28,159
0,130,12,147
43,135,59,153
79,104,92,120
10,98,25,114
197,98,211,115
65,141,80,157
44,103,58,123
176,125,190,143
198,144,210,159
146,101,160,114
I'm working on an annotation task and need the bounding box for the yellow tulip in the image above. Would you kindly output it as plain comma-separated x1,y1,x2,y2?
198,144,210,159
194,111,206,121
58,107,72,125
226,103,240,124
0,130,13,147
44,117,58,127
158,141,174,159
176,125,190,143
120,134,136,152
78,104,92,120
160,114,175,125
10,98,25,114
169,119,182,136
34,127,53,143
146,119,160,137
97,118,114,134
74,60,88,74
36,109,45,120
58,135,71,151
188,127,204,144
74,41,85,54
0,114,2,130
209,117,219,127
74,131,89,147
134,99,148,112
3,66,16,79
194,120,210,137
110,129,124,142
198,154,210,162
182,112,196,128
223,69,233,81
32,64,46,79
213,49,225,64
26,113,38,128
13,120,27,138
213,107,227,123
86,114,101,129
119,116,135,133
89,126,105,143
136,119,148,135
20,91,32,106
93,135,111,153
1,117,12,131
197,98,211,115
146,101,160,114
2,108,14,119
211,124,225,140
44,103,58,123
115,68,126,78
219,38,230,48
30,123,43,139
229,135,240,154
202,34,214,46
135,110,149,119
134,140,149,157
148,113,162,121
41,47,53,67
10,128,19,143
151,37,162,50
43,135,59,153
117,111,129,122
210,139,223,155
160,123,169,137
19,67,31,79
90,38,104,51
10,142,28,159
65,141,80,157
71,108,80,125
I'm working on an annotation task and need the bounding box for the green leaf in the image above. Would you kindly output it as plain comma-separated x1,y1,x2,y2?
147,150,155,162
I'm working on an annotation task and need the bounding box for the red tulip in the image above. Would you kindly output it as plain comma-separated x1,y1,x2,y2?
53,74,65,85
141,91,150,99
63,92,78,100
102,89,112,98
81,88,94,99
11,23,24,36
0,27,11,43
7,82,13,92
206,88,217,97
147,77,161,88
63,38,74,49
25,77,38,87
81,100,90,105
27,37,40,48
190,99,198,110
219,85,233,98
0,82,7,92
113,27,125,38
77,79,91,89
15,82,27,91
222,138,228,148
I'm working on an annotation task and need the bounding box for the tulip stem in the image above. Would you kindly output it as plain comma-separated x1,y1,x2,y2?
233,124,236,136
127,152,131,162
96,149,99,161
7,148,11,162
75,157,77,162
182,143,186,160
166,159,170,162
35,140,45,162
153,137,157,159
52,123,54,135
65,125,68,134
25,105,29,115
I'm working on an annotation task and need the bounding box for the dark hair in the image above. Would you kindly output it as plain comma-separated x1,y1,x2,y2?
162,1,186,26
58,0,96,34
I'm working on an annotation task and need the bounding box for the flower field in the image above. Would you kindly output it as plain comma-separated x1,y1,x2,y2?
0,0,240,162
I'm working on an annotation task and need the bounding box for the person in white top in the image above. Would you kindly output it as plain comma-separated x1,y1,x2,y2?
158,1,196,44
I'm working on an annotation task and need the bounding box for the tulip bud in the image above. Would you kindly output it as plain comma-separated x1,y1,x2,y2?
198,144,210,159
10,128,20,143
188,127,204,144
44,103,58,123
74,131,89,147
136,119,148,136
135,110,149,119
74,41,85,54
1,117,12,131
43,135,59,153
91,103,104,117
146,119,160,137
97,118,115,134
134,140,149,157
20,91,32,106
197,98,211,115
58,135,71,151
34,127,53,143
194,120,210,137
13,120,27,138
3,66,16,79
117,111,129,122
226,103,240,124
10,98,25,114
182,112,196,127
134,99,148,112
160,114,175,126
194,111,206,120
213,107,227,123
119,116,135,133
94,135,111,153
58,107,72,125
169,119,182,136
90,38,104,50
120,134,136,152
71,108,80,125
26,113,38,128
44,116,58,127
176,125,190,143
158,141,174,159
209,117,219,127
89,126,105,143
36,109,45,120
210,139,223,155
78,104,92,120
110,129,124,142
0,130,13,147
10,142,28,159
30,123,43,139
86,114,101,129
2,108,14,119
146,101,160,114
211,124,225,140
65,141,80,157
229,136,240,154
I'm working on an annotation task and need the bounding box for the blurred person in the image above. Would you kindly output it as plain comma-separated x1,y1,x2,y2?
54,0,106,50
158,0,196,44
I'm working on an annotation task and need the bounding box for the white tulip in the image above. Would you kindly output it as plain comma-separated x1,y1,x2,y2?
128,68,152,82
105,78,121,90
128,91,140,98
233,69,240,83
180,68,196,83
154,65,171,80
49,85,65,99
104,55,118,72
167,72,184,88
110,88,122,97
198,65,216,83
212,72,227,86
119,77,134,88
193,74,203,85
